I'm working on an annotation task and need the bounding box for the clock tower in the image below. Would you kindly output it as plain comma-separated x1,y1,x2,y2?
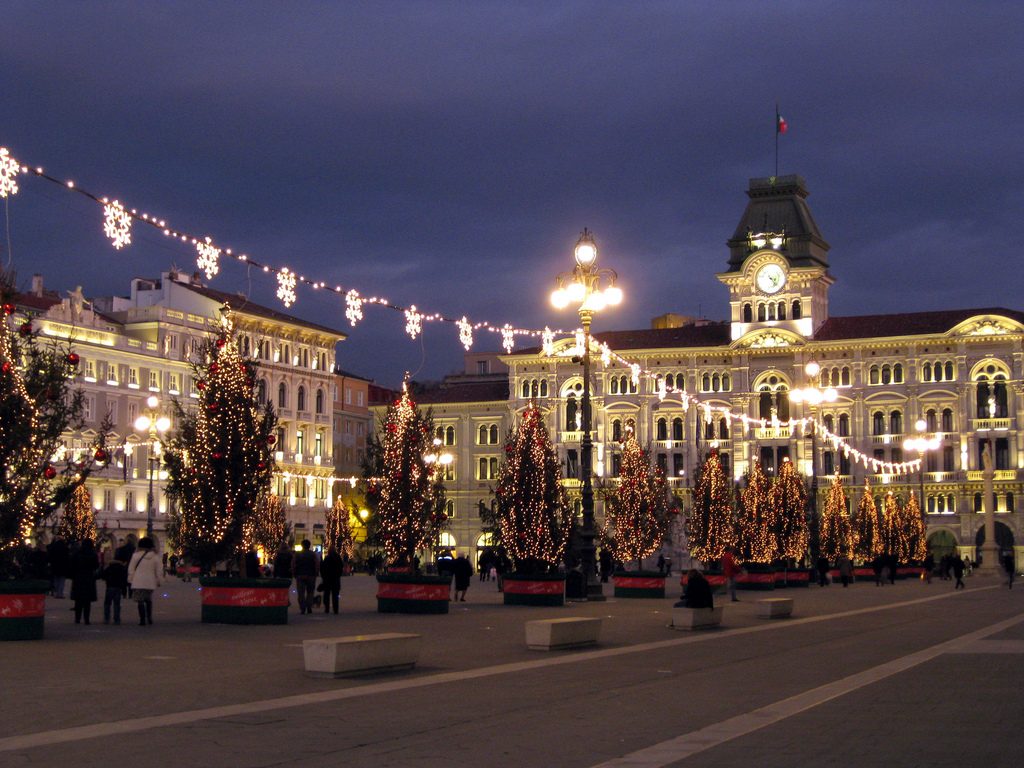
717,175,833,343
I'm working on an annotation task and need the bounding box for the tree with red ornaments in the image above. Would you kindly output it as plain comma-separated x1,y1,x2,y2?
325,496,356,561
494,404,571,574
686,450,736,564
363,386,446,568
242,493,290,560
0,270,108,576
602,430,671,569
56,484,98,544
163,310,277,571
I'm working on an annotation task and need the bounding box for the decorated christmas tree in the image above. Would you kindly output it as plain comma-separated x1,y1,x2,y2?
880,492,902,562
601,430,671,569
686,451,735,564
736,460,776,563
325,496,356,560
364,386,446,567
818,473,853,562
164,311,277,571
772,459,809,562
900,493,928,564
494,404,571,574
0,273,107,576
852,481,883,562
242,493,289,561
56,484,98,544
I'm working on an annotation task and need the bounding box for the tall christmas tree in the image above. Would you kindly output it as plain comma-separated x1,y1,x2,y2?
325,496,356,560
365,386,446,567
880,492,903,561
0,272,107,575
686,451,735,564
56,484,97,544
736,460,776,563
164,311,277,570
242,493,289,560
818,473,853,562
772,459,809,561
602,431,671,569
852,481,883,562
494,404,571,574
901,493,928,564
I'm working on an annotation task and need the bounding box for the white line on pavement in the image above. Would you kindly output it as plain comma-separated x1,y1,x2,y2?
0,586,1000,753
588,609,1024,768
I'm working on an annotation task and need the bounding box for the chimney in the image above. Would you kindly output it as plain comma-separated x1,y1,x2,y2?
31,274,43,297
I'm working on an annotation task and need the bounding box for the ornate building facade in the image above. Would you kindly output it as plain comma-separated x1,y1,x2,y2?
408,175,1023,569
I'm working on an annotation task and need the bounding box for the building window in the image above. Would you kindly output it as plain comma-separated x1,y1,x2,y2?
792,300,802,319
148,370,159,391
656,418,667,441
941,408,954,432
315,389,324,414
314,432,323,457
612,419,622,442
672,417,683,441
477,360,488,374
477,457,498,480
344,387,352,405
296,430,304,456
297,386,306,412
838,414,850,436
742,303,753,322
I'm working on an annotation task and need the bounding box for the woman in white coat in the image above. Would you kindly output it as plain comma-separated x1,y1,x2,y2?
127,537,161,625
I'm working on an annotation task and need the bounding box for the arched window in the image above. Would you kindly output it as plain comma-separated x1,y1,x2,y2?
297,386,306,412
712,373,720,392
701,373,711,392
994,380,1008,417
792,300,802,319
881,365,892,385
838,414,850,436
922,362,932,382
722,373,730,391
446,426,456,445
566,395,578,429
665,373,674,389
743,304,753,322
278,382,287,408
944,361,954,381
841,367,850,386
757,304,766,322
521,380,530,398
974,492,983,512
315,389,324,414
612,419,622,442
890,410,902,435
672,417,683,440
704,421,714,440
609,376,619,395
539,380,548,397
257,379,267,404
619,375,628,393
824,414,835,433
759,391,774,420
768,303,776,321
478,425,488,445
718,418,729,440
926,409,937,432
656,418,667,441
872,411,885,435
893,363,903,383
869,366,880,385
489,424,499,444
941,408,954,432
778,301,786,320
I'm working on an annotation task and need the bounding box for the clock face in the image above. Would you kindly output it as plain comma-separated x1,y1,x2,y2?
756,263,786,295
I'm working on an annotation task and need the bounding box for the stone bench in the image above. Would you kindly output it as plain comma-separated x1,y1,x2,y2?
755,597,794,619
303,633,421,678
525,617,602,650
670,605,723,630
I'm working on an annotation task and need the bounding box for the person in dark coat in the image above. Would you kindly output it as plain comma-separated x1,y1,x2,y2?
292,540,319,614
952,553,966,589
452,555,473,602
101,556,128,624
319,546,344,614
273,543,293,579
679,569,714,609
816,556,831,587
47,536,71,598
70,539,99,625
244,548,261,579
923,551,935,584
1004,553,1016,589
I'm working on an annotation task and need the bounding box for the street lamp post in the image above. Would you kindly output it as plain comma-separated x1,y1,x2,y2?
551,228,623,601
904,419,940,510
788,361,838,560
134,395,170,538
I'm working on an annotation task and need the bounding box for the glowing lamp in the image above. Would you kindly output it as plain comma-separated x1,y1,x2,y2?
550,289,569,309
915,418,927,432
804,361,821,377
156,416,171,432
788,389,804,403
604,285,623,306
823,388,838,402
574,229,597,267
134,415,152,431
146,395,159,409
567,281,586,303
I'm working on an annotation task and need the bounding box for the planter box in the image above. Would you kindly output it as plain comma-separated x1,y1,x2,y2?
199,577,291,624
0,580,49,641
854,566,876,581
679,573,727,595
784,569,811,588
376,574,452,614
773,569,788,588
613,571,666,599
502,574,566,606
737,564,776,591
897,566,925,580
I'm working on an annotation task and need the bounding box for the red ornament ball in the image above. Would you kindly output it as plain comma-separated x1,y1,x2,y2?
19,322,32,337
1,361,11,374
1,303,14,316
197,380,206,391
44,466,57,480
266,435,276,445
207,402,219,411
212,451,224,460
67,352,80,366
209,363,219,374
257,461,266,470
94,448,108,462
216,338,226,348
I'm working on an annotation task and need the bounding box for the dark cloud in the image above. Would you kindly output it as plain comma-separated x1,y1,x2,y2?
3,1,1022,385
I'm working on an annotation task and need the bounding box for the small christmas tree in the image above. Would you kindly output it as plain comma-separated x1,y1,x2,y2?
325,496,356,560
852,481,883,562
242,493,289,560
736,460,776,564
494,404,571,574
818,473,853,562
901,493,928,564
880,492,903,562
365,386,446,567
56,484,97,544
601,431,671,569
686,451,735,564
0,272,107,576
772,459,809,561
164,311,277,571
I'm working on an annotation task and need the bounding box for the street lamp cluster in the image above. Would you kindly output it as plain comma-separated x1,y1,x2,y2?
551,229,623,600
788,361,837,558
904,419,941,508
133,395,170,537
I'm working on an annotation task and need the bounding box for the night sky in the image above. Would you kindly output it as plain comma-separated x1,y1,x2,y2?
3,2,1022,387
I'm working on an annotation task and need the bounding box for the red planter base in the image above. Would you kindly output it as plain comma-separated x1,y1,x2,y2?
0,581,48,641
503,575,566,606
613,571,666,598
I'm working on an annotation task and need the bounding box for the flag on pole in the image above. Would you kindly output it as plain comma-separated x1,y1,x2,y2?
776,109,788,135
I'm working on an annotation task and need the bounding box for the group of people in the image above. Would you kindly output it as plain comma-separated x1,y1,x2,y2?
269,540,346,614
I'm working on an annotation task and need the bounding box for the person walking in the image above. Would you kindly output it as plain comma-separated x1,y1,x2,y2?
114,537,136,597
452,554,473,602
70,539,99,625
873,555,884,586
293,539,319,614
816,555,831,587
273,543,293,579
722,546,741,602
952,552,966,590
837,554,853,588
244,547,261,579
47,535,70,598
100,554,128,624
923,550,935,585
1003,553,1016,589
319,546,344,614
127,537,161,625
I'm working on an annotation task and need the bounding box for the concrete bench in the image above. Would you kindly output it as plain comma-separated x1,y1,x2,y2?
525,617,602,650
303,633,421,678
671,605,723,630
755,597,794,619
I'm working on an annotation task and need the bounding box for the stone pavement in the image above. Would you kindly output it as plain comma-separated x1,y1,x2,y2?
1,572,1022,767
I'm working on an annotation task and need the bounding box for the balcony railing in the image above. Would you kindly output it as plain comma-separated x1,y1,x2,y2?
971,417,1011,431
870,433,904,445
755,426,791,440
559,430,596,443
966,469,1018,481
924,471,957,482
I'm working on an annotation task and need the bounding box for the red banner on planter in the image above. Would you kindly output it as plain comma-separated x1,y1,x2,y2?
786,571,810,583
0,594,45,618
737,572,774,584
614,576,665,589
201,587,289,608
503,579,565,596
376,583,450,601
